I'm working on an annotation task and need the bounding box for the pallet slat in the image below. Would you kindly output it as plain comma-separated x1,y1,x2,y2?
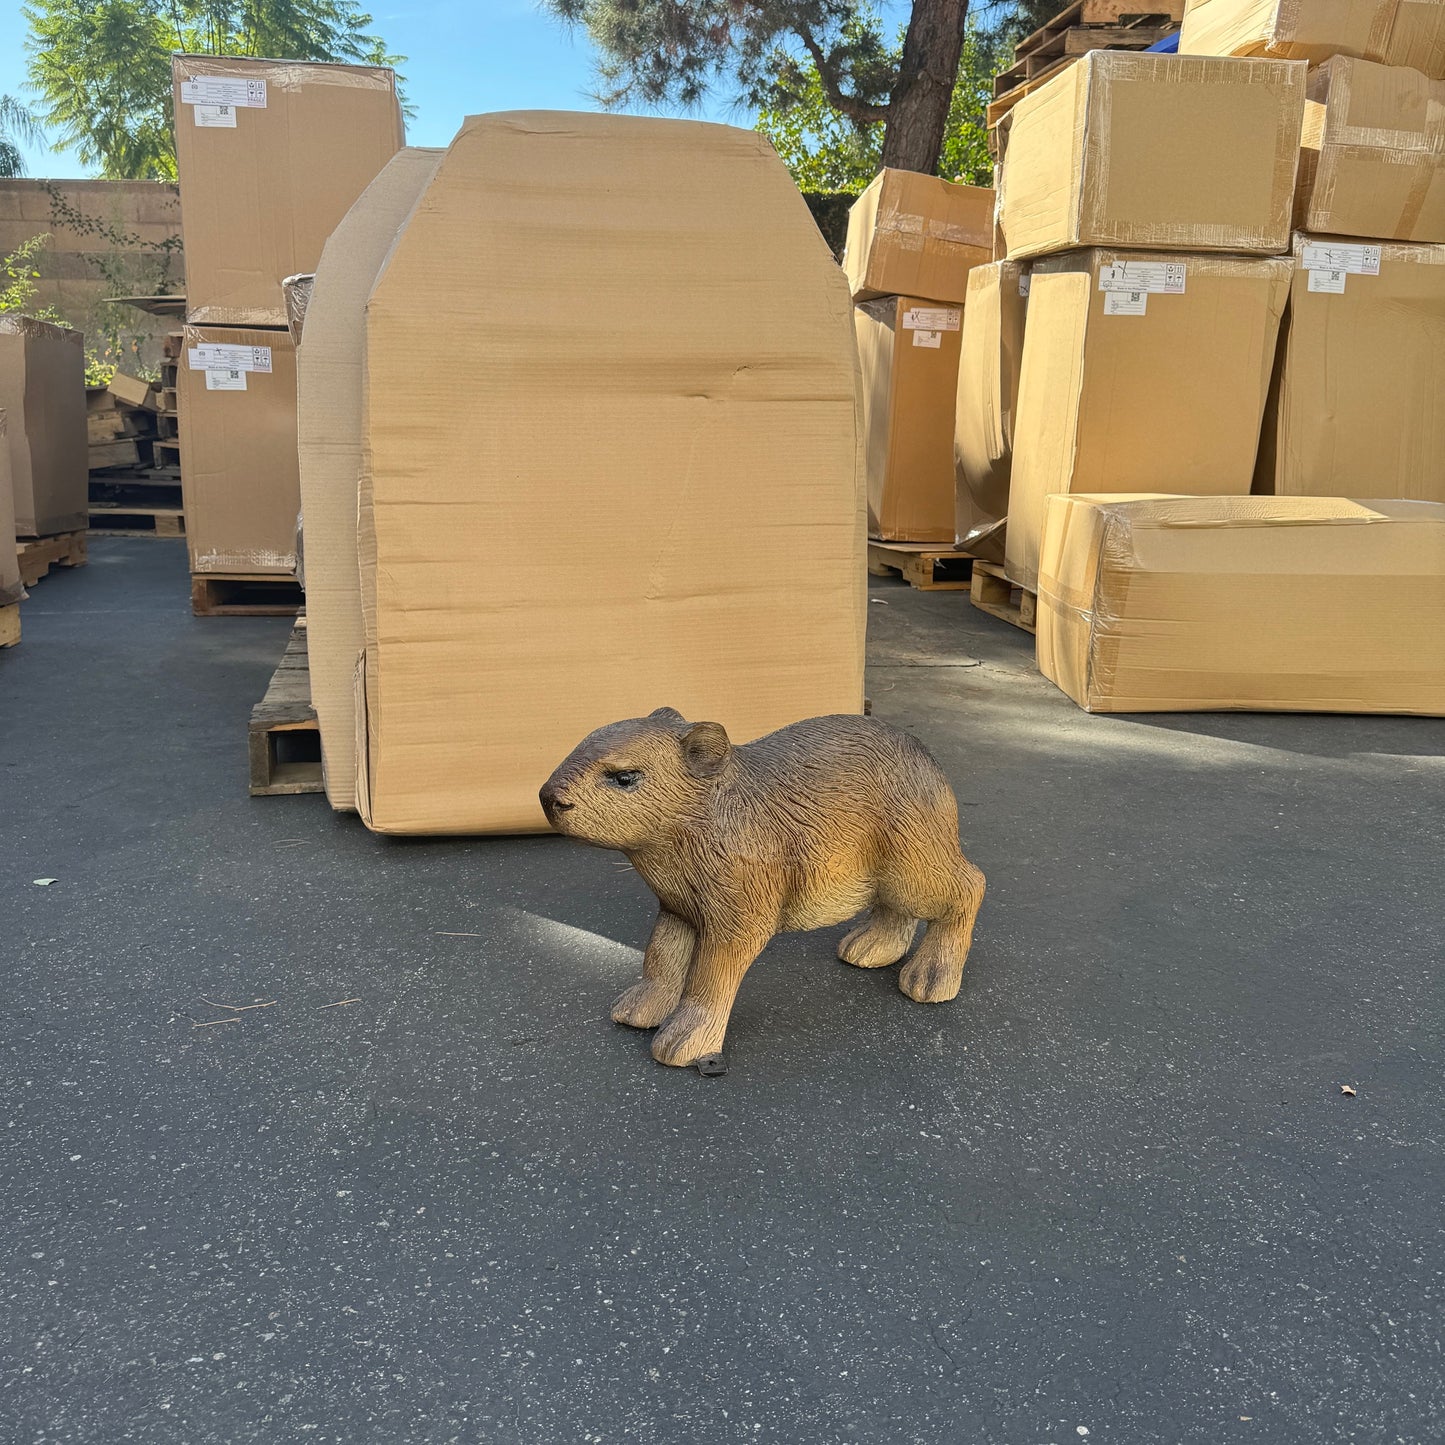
969,561,1037,634
17,531,88,588
867,541,973,592
192,573,304,617
89,506,185,538
249,620,324,796
0,604,18,648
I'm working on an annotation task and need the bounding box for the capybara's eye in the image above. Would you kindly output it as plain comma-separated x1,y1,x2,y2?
605,769,643,791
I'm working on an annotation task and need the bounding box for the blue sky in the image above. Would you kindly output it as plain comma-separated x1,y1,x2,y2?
0,0,914,178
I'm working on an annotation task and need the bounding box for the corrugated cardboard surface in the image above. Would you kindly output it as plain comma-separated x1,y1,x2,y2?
844,169,994,303
357,112,866,836
179,324,300,574
0,408,24,607
1297,57,1445,242
1180,0,1445,77
854,296,964,543
173,55,404,327
998,51,1305,261
954,261,1028,563
0,317,87,537
1038,493,1445,714
1006,248,1291,593
298,148,442,812
1262,233,1445,500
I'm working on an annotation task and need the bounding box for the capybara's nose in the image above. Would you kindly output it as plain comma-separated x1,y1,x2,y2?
539,782,574,813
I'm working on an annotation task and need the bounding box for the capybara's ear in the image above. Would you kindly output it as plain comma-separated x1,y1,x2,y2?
680,721,731,778
650,706,685,724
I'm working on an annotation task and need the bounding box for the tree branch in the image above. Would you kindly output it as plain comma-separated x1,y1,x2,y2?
793,24,887,127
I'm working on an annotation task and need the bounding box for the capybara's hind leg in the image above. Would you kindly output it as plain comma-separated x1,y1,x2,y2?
838,905,917,969
612,909,695,1029
897,860,985,1004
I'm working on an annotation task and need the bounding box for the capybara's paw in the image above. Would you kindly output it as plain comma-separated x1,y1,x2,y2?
611,980,680,1030
837,913,916,969
899,950,963,1004
650,1003,726,1067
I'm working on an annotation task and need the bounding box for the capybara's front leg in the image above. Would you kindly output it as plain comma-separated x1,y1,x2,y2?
612,909,696,1030
651,927,769,1067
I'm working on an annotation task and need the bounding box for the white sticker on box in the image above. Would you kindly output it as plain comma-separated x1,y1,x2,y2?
1018,274,1031,298
912,329,943,348
1307,268,1349,294
1104,290,1149,316
188,344,273,374
1099,260,1186,295
901,306,961,332
180,77,268,108
1301,242,1379,276
193,103,237,128
205,369,247,391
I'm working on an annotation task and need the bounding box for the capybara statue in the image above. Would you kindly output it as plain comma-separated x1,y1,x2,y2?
539,709,985,1068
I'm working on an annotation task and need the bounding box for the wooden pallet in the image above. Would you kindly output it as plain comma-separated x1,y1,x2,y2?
867,541,974,592
1014,0,1183,60
970,561,1037,634
192,573,304,618
89,506,185,538
249,618,324,796
0,604,18,648
17,530,88,587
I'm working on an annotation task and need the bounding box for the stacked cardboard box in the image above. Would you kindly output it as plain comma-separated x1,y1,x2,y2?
845,170,993,543
953,261,1028,563
0,317,87,539
172,55,403,584
995,50,1304,594
1036,495,1445,714
296,113,865,833
0,408,24,641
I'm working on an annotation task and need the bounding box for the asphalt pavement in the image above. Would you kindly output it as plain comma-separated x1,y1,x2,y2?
2,538,1442,1444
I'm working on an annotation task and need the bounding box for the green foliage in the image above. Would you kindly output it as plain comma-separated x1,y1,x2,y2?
24,0,405,179
0,235,61,318
0,96,45,178
758,17,1010,190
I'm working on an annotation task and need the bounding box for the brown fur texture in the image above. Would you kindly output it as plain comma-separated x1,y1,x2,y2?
540,709,986,1068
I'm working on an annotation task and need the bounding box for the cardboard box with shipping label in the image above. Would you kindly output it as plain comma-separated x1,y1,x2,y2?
1297,56,1445,242
355,112,866,835
1005,249,1291,593
844,169,994,303
297,148,443,813
0,317,86,538
179,325,299,575
0,409,24,608
1037,493,1445,714
1180,0,1445,77
173,55,404,327
854,296,964,543
954,261,1028,563
997,51,1305,262
1259,234,1445,500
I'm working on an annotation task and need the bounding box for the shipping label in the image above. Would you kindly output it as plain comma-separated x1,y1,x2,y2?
205,369,247,391
1307,269,1349,294
179,77,268,109
911,330,944,348
188,344,273,374
1103,290,1149,316
193,104,237,128
1301,242,1380,276
1098,260,1186,295
901,306,961,332
1018,274,1031,298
